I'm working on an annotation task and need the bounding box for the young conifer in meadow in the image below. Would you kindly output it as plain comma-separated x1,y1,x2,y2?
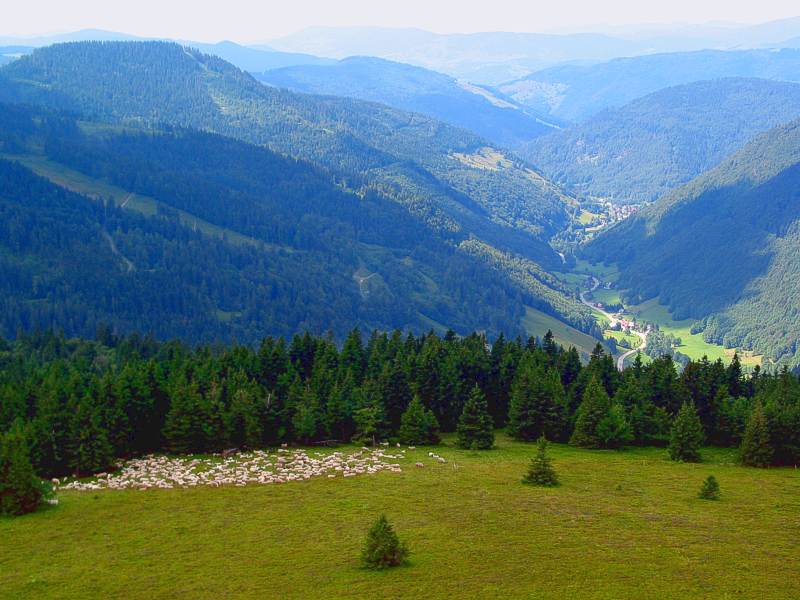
361,514,409,569
698,475,720,500
457,385,494,450
522,436,559,487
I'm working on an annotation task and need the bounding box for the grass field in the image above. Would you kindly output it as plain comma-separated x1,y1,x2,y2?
588,287,622,308
630,299,762,367
522,307,606,357
550,270,586,294
3,435,799,599
577,209,600,225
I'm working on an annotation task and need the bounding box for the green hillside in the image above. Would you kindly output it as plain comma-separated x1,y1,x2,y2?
0,43,602,342
0,107,554,341
0,41,572,267
585,119,800,366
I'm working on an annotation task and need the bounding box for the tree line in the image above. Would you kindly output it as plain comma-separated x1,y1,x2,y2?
1,328,798,489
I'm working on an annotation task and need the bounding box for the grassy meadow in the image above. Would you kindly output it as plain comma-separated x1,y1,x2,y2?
522,307,608,357
630,299,762,367
3,435,799,599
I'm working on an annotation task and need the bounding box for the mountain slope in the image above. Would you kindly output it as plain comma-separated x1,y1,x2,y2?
500,48,800,122
521,78,800,203
0,104,560,342
0,41,572,268
256,56,559,148
584,120,800,365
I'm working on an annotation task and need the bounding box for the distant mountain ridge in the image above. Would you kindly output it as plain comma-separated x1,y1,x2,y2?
521,77,800,202
266,18,800,84
0,36,336,73
256,56,559,148
499,48,800,122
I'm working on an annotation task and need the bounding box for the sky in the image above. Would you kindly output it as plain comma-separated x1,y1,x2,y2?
3,0,799,42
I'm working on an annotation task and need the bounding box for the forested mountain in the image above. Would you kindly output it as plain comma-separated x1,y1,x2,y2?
0,41,573,269
585,119,800,366
0,104,560,342
0,66,597,343
521,78,800,203
256,57,559,148
499,48,800,122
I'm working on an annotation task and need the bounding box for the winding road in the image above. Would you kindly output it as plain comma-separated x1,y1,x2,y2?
579,276,648,370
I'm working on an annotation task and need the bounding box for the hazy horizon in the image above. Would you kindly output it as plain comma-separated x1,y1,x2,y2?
2,0,799,44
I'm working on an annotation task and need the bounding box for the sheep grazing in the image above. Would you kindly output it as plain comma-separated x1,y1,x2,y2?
56,447,406,492
415,462,424,468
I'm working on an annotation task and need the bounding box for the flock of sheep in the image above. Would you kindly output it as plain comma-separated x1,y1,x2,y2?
54,446,416,492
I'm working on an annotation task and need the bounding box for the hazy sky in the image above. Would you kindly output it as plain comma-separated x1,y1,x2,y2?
4,0,799,42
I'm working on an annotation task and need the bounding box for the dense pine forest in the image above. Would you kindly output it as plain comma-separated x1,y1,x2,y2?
2,328,797,485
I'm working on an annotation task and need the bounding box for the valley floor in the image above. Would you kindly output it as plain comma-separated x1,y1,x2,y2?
3,435,799,599
563,260,762,368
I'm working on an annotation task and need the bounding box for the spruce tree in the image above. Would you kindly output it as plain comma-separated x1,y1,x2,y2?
361,515,409,569
740,401,773,467
508,361,565,442
325,375,356,442
291,384,321,444
570,376,611,449
398,395,440,445
457,385,494,450
69,394,114,476
596,402,633,449
668,401,705,462
0,426,50,516
522,436,559,487
698,475,720,500
163,377,210,454
352,379,387,446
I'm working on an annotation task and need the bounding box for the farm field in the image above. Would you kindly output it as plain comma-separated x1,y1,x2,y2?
3,435,799,599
